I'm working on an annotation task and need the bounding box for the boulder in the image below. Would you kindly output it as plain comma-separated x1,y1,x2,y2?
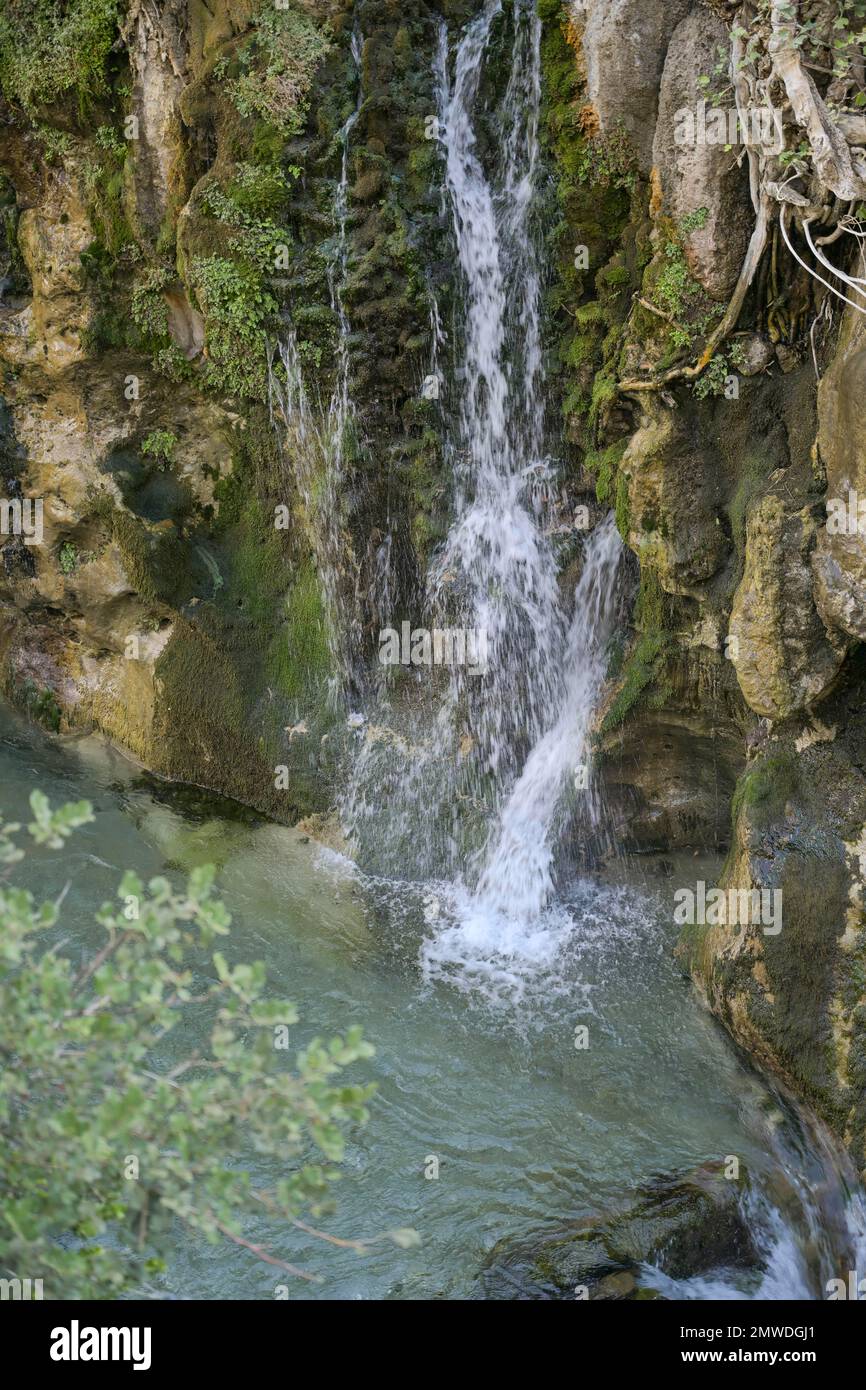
652,8,754,300
728,489,847,719
576,0,692,173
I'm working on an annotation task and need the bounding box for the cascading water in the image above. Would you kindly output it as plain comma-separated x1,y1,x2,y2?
345,0,612,924
473,515,621,921
427,0,566,795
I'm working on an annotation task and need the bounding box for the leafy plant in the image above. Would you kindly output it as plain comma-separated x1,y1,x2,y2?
131,267,173,341
58,541,77,574
225,2,333,138
141,429,178,466
0,0,121,114
190,254,276,398
0,793,410,1298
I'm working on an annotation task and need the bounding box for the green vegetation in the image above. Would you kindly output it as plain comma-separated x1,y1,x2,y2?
269,563,331,703
141,430,178,466
0,792,415,1298
0,0,121,115
215,1,333,138
725,452,768,565
81,131,136,269
16,680,62,732
601,567,673,732
730,752,800,830
187,177,294,402
131,268,172,340
58,540,78,574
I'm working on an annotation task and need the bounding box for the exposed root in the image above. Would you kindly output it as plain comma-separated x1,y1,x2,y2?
618,194,772,394
616,1,866,399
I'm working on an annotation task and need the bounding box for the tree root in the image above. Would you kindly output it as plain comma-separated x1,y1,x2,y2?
617,194,772,395
615,1,866,399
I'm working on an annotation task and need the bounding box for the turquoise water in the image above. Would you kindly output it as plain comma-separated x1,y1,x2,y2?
2,701,819,1299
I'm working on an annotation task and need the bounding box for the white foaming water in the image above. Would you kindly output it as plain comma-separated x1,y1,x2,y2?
642,1123,866,1301
421,518,621,999
473,515,621,920
429,0,566,789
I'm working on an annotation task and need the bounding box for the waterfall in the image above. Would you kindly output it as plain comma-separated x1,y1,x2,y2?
428,0,566,795
345,0,621,939
325,4,866,1296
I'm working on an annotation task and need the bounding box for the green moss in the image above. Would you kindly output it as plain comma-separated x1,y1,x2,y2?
601,630,669,732
600,568,673,732
614,471,631,540
730,753,800,831
16,679,62,732
267,564,331,702
586,440,627,504
726,453,768,564
227,498,286,626
92,497,191,606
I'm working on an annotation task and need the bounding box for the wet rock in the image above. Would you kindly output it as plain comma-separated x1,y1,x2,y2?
811,305,866,641
479,1164,757,1300
624,405,728,597
679,636,866,1178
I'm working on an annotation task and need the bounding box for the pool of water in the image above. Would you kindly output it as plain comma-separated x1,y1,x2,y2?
5,702,828,1299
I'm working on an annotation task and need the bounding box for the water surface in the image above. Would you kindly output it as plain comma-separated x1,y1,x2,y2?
2,703,819,1300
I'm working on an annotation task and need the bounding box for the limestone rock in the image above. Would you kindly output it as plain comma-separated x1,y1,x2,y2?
728,490,847,719
811,305,866,640
680,721,866,1177
652,8,754,300
1,157,95,372
624,405,728,597
576,0,691,173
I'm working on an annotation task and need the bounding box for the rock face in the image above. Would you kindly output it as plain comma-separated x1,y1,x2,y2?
652,7,753,300
728,489,847,719
1,0,445,819
549,0,866,1174
812,306,866,640
2,154,96,371
576,0,691,171
680,672,866,1175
